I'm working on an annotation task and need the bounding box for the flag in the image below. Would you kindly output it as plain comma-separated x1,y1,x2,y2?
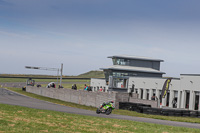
161,78,172,98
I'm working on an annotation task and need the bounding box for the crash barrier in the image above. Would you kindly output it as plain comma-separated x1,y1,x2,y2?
119,102,200,118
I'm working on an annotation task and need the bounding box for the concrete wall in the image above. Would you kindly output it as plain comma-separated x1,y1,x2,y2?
26,86,120,108
129,98,158,108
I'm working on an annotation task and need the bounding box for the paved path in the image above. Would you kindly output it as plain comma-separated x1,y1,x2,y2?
0,88,200,129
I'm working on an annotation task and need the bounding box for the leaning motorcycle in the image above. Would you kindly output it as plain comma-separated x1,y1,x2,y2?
96,102,115,115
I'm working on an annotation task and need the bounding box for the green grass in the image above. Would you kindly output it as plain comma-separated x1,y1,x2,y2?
5,87,200,125
0,78,90,83
0,70,105,79
0,104,199,133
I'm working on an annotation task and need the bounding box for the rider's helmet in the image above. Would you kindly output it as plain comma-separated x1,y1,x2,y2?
110,101,114,103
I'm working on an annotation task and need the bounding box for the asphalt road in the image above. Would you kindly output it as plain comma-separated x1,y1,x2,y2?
0,88,200,129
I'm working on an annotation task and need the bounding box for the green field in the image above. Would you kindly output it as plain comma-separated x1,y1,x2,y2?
6,87,200,124
0,78,89,90
0,103,200,133
0,78,90,83
0,71,104,83
0,70,104,79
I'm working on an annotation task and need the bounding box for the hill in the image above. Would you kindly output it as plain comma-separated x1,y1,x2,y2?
77,70,105,78
0,70,105,79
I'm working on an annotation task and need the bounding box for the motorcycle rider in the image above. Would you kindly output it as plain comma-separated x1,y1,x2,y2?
100,101,114,109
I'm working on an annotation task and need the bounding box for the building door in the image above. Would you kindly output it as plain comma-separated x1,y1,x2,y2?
185,91,190,109
195,94,199,110
141,89,143,99
159,90,162,104
147,89,149,100
166,92,170,107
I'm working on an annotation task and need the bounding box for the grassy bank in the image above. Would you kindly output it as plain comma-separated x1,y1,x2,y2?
0,104,199,133
0,78,90,83
5,87,200,124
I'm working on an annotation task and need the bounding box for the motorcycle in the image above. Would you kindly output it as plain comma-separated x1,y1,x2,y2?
96,101,115,115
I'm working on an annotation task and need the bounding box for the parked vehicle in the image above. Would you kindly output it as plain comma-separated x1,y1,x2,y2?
96,101,115,115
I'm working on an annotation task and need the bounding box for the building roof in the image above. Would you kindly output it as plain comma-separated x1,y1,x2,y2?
180,74,200,76
107,55,164,62
100,65,166,74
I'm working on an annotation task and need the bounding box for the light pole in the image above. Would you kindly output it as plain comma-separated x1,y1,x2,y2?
25,63,63,88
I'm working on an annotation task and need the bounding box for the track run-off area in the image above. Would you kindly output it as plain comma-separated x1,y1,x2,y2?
0,88,200,129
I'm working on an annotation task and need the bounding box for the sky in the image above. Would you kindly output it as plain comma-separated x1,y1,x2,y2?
1,0,200,77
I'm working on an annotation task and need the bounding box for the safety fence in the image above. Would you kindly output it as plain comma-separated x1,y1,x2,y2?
119,102,200,118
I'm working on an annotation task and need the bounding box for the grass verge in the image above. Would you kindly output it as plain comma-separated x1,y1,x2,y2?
0,78,90,83
0,104,200,133
5,87,200,124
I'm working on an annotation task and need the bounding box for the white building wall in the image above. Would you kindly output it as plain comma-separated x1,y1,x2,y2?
128,77,182,108
180,75,200,110
91,75,200,110
90,78,108,92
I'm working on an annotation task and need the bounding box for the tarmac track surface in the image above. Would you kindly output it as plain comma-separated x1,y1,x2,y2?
0,88,200,129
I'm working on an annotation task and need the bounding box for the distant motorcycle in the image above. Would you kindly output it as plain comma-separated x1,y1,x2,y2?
96,101,115,115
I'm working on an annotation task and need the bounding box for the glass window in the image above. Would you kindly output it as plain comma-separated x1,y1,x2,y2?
112,72,137,77
112,78,128,88
112,58,117,65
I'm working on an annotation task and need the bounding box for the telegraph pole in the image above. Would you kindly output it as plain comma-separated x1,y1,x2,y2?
60,63,63,87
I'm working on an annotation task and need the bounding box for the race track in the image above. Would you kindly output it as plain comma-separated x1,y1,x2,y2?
0,88,200,129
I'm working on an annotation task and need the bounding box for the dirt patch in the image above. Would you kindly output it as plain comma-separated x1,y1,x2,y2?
8,124,15,127
38,112,45,114
112,124,125,128
40,130,48,132
85,120,95,124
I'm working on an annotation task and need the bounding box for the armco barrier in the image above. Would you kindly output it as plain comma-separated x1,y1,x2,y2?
119,102,200,118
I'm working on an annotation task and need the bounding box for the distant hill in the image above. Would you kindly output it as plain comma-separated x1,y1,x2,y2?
77,70,105,78
0,70,105,79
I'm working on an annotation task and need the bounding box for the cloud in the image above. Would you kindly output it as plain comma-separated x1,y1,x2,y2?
0,30,33,39
0,0,12,6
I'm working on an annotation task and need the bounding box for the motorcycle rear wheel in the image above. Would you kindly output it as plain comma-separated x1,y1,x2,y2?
106,108,112,115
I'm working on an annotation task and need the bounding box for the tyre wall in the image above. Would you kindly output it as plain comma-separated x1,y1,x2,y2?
119,102,200,118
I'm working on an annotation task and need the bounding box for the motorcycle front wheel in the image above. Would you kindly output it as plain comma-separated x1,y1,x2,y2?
96,108,101,114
